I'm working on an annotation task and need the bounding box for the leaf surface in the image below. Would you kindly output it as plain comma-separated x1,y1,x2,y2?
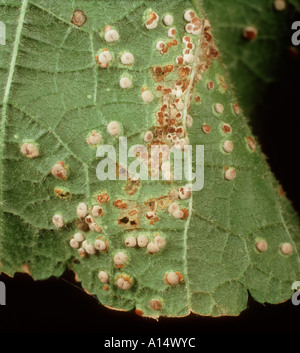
0,0,299,318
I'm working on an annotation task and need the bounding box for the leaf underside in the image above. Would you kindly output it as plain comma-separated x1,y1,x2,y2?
0,0,299,318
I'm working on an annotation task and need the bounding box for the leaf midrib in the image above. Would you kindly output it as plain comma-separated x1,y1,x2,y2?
181,19,205,311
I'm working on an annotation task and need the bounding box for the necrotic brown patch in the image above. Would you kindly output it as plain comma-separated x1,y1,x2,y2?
71,10,87,27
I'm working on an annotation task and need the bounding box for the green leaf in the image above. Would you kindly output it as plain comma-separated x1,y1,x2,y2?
202,0,300,121
0,0,299,318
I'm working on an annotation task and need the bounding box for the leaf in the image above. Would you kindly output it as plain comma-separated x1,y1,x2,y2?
202,0,300,121
0,0,299,318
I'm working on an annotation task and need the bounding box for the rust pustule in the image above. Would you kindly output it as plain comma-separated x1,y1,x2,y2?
152,65,174,82
207,81,214,90
54,187,71,200
246,136,256,152
243,26,258,41
195,95,201,103
202,124,211,134
135,309,143,316
178,66,191,78
150,299,162,311
97,193,110,204
209,48,219,59
71,10,87,27
118,207,139,229
181,208,189,220
222,123,232,134
114,199,127,209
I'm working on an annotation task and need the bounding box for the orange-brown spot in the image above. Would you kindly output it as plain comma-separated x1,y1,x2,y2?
233,103,240,115
246,136,256,152
202,124,211,134
97,193,109,203
157,111,164,119
103,285,109,291
192,17,201,26
150,299,162,311
165,65,174,73
129,209,137,216
153,65,174,82
176,56,184,65
181,208,189,220
163,88,172,95
204,32,212,42
186,24,193,32
209,48,219,59
222,123,232,134
176,272,183,282
243,26,258,41
71,10,87,27
181,79,190,92
178,66,191,78
54,187,71,200
135,309,143,316
195,95,201,103
188,11,196,19
115,264,124,269
176,126,183,134
114,199,127,209
207,81,214,90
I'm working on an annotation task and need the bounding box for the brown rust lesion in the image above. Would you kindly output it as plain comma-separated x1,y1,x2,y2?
71,10,87,27
152,65,174,82
96,193,110,204
125,178,140,196
117,205,139,229
54,187,71,200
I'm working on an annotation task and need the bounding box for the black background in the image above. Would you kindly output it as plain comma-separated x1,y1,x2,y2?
1,19,300,337
0,270,299,334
